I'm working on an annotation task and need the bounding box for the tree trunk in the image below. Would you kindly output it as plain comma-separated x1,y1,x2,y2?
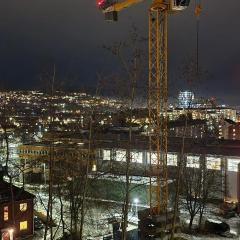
198,208,204,228
189,215,194,231
121,150,131,240
79,116,93,239
121,57,136,240
171,114,188,239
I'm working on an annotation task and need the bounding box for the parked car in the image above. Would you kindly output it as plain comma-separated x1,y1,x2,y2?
34,216,44,230
205,219,230,235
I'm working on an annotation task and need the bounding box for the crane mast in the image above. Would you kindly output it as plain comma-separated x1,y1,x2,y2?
148,2,168,215
98,0,191,234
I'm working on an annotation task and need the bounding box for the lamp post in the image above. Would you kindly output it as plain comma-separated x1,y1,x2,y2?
133,198,139,216
8,228,14,240
43,163,46,185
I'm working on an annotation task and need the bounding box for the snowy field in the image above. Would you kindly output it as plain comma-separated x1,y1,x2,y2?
180,203,240,239
22,183,240,240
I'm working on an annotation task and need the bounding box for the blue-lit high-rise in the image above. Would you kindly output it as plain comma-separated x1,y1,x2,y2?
178,90,194,108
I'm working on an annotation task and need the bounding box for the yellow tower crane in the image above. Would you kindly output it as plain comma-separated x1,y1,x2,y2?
98,0,191,222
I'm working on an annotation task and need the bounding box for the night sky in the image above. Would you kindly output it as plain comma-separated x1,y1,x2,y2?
0,0,239,105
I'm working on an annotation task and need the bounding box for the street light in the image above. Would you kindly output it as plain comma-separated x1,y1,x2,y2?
92,163,97,172
8,228,14,240
133,198,139,216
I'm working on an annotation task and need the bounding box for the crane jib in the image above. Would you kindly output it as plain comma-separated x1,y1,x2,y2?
99,0,191,15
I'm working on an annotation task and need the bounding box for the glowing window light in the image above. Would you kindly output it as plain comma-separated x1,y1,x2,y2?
4,206,8,221
187,155,200,168
20,221,28,231
206,157,221,170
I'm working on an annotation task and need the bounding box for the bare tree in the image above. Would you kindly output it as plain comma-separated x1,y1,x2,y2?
43,64,56,240
181,154,221,231
0,91,17,229
103,25,147,240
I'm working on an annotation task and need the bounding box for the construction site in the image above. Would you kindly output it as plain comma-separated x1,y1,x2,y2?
96,0,240,239
0,0,240,239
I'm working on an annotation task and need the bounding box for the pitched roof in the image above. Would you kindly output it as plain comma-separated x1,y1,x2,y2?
0,180,35,204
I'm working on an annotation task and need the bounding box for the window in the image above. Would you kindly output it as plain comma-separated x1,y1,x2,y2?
206,157,221,170
103,149,111,161
167,154,178,166
20,221,28,231
3,206,8,221
228,158,240,172
147,152,158,165
187,156,200,168
116,150,126,162
131,151,142,163
20,203,27,212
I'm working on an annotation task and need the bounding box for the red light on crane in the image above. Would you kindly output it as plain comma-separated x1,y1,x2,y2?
97,0,105,8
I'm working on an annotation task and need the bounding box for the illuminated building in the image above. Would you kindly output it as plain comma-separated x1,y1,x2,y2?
17,133,240,203
178,90,195,108
168,107,236,122
219,118,240,140
0,168,34,238
18,142,95,183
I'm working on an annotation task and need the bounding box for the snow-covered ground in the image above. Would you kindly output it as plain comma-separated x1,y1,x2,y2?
23,183,240,240
180,203,240,239
176,233,240,240
29,184,122,239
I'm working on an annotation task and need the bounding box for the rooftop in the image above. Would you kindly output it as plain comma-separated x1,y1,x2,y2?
0,180,35,204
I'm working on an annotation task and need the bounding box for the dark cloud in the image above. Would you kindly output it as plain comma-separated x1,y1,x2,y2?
0,0,239,105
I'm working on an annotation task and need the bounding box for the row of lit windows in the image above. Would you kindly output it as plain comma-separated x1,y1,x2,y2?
103,150,182,167
102,149,240,172
18,149,49,155
18,149,82,157
186,156,222,170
